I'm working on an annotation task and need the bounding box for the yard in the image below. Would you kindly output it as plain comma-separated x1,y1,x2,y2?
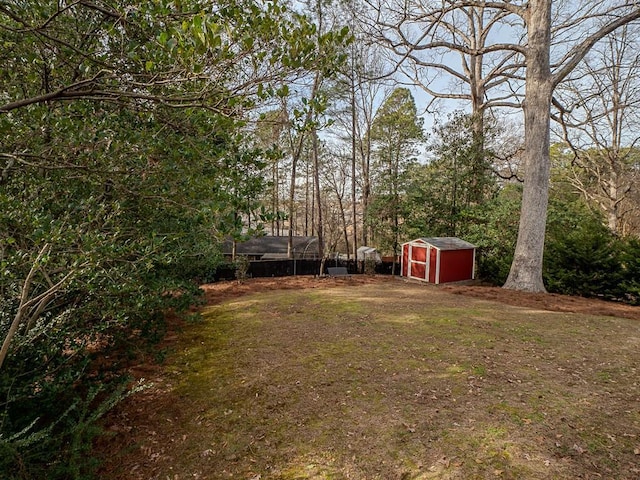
96,277,640,479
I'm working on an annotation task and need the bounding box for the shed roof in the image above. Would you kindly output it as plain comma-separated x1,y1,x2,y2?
411,237,476,250
223,236,319,256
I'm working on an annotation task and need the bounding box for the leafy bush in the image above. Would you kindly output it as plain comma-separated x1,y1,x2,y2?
234,255,251,282
0,380,145,480
0,209,212,478
544,195,626,300
618,237,640,304
364,258,377,275
462,184,521,285
0,102,251,478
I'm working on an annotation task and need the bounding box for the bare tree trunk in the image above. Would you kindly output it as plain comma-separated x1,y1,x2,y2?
287,150,299,258
351,74,358,260
272,162,279,235
470,56,486,207
287,73,321,257
305,159,310,236
392,143,401,275
504,0,552,293
360,136,372,246
313,127,324,264
338,194,350,259
311,167,316,236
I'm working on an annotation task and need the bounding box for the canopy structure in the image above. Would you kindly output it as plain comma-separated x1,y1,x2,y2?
222,236,319,260
356,246,381,263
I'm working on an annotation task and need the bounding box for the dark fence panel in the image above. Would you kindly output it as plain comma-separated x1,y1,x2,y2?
249,259,320,277
324,259,398,275
212,264,237,281
212,259,398,281
375,261,397,275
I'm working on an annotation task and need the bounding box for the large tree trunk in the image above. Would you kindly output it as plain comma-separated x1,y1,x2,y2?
503,0,552,293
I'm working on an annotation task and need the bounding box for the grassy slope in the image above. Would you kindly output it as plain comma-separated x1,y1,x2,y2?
102,281,640,479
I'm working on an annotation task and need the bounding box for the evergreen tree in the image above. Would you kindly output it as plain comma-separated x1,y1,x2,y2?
404,112,498,238
368,88,424,272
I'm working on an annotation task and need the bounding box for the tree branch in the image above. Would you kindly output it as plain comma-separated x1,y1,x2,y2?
552,9,640,88
0,71,109,112
0,244,48,369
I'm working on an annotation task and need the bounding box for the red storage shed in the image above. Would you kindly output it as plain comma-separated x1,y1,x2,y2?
401,237,476,284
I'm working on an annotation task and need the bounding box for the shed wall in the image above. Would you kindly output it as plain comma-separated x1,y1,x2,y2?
439,249,475,283
402,244,409,276
429,248,438,283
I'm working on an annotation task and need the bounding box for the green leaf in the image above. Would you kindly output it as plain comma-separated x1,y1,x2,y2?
276,84,289,98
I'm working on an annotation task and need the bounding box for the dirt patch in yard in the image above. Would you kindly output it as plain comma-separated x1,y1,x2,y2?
200,275,640,321
95,276,640,479
442,284,640,321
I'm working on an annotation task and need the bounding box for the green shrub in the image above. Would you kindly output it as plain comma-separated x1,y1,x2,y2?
234,255,251,282
544,196,625,300
364,258,377,275
617,237,640,304
0,156,224,478
462,185,521,285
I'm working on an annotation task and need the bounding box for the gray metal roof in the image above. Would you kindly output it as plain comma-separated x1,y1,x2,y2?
356,246,381,262
223,236,319,256
417,237,476,250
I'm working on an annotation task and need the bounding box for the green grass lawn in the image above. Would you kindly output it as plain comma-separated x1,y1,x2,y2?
99,280,640,479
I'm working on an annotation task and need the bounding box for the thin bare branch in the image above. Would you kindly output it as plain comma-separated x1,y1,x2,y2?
552,9,640,88
0,244,51,370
